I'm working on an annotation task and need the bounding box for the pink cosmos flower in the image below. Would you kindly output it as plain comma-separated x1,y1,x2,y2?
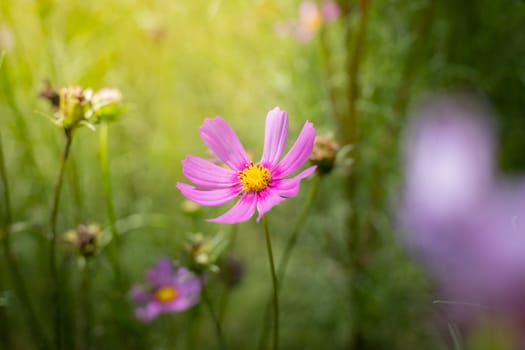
176,107,316,224
130,258,202,322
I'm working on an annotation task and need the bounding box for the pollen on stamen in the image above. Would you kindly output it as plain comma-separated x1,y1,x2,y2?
154,286,178,303
238,163,271,193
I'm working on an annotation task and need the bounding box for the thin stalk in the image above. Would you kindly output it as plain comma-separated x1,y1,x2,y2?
0,170,50,348
257,176,321,350
0,126,11,350
262,216,279,350
50,129,74,350
99,123,121,283
80,259,92,350
68,155,84,223
201,278,226,350
0,57,50,350
0,268,8,349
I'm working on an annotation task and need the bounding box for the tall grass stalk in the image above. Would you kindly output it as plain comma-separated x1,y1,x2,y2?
0,132,51,350
80,260,93,350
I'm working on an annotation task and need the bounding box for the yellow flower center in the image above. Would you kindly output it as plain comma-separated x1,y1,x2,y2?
238,163,271,193
154,286,178,303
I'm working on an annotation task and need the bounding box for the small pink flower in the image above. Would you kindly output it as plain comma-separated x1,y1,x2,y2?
176,107,316,224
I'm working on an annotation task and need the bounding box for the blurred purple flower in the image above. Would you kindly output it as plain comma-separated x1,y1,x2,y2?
176,107,316,224
275,1,340,43
130,258,202,322
400,94,525,330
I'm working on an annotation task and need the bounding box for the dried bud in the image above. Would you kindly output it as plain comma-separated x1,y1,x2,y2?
185,233,211,270
39,82,60,108
219,256,245,288
309,134,339,175
64,224,100,258
56,86,93,130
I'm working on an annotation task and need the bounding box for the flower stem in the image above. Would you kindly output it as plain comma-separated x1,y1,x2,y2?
0,132,50,350
201,277,226,350
80,259,92,350
50,129,74,350
262,216,279,350
257,176,321,350
100,123,121,283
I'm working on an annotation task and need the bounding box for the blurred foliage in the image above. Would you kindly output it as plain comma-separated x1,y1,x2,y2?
0,0,524,349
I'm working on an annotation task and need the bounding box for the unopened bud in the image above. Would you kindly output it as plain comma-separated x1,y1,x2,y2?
309,134,339,175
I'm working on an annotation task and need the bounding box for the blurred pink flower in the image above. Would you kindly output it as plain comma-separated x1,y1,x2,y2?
130,258,202,322
275,1,341,43
177,107,316,224
321,1,341,23
400,94,525,331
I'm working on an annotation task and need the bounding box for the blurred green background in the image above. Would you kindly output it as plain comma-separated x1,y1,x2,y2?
1,0,525,349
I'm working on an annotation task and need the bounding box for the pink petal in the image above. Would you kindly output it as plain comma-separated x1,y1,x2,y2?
260,107,289,167
176,183,242,206
274,121,315,178
199,117,250,171
136,302,161,322
271,166,317,197
255,189,286,222
208,193,257,224
182,155,238,189
165,292,200,312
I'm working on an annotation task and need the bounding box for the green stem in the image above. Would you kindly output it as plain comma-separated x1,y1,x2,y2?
0,60,50,350
201,278,226,350
0,270,8,349
262,216,279,350
68,155,84,224
50,129,73,350
257,176,321,350
0,129,10,350
100,123,121,283
80,259,92,350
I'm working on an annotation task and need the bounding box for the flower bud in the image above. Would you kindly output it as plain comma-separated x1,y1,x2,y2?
64,224,100,258
184,233,228,273
91,88,124,123
219,255,245,289
309,134,340,175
